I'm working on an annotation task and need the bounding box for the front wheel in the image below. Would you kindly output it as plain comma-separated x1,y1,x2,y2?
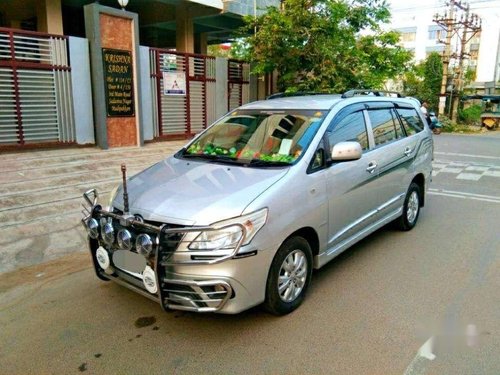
264,237,312,315
395,182,421,231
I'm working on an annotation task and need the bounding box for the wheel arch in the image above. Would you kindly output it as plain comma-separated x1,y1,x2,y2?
411,173,426,207
283,227,320,258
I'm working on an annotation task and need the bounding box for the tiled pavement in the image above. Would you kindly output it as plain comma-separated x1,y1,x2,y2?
0,141,186,274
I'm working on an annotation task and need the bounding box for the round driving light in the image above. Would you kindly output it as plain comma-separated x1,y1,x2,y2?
102,223,115,245
117,229,133,250
142,265,157,294
86,218,99,239
136,233,154,256
96,247,110,270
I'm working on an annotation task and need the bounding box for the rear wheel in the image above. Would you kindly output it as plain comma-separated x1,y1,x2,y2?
264,237,312,315
395,182,421,231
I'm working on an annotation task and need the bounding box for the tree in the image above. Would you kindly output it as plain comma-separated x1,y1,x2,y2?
240,0,412,92
402,52,443,110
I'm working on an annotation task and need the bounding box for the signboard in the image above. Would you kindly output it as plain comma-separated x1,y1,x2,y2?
163,71,186,95
102,48,135,117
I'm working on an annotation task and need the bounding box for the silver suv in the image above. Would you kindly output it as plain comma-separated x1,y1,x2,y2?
82,90,433,315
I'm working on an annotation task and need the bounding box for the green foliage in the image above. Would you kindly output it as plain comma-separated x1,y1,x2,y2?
207,45,231,58
440,115,480,133
402,52,443,110
458,104,482,125
241,0,412,92
208,40,250,60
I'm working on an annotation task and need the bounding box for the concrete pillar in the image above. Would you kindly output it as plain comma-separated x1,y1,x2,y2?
215,57,229,118
36,0,64,35
176,4,194,53
84,3,143,149
69,36,95,145
249,73,258,102
198,33,208,55
139,46,155,141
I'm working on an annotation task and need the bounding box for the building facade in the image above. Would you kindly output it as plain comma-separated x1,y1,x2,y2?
0,0,280,149
389,0,500,93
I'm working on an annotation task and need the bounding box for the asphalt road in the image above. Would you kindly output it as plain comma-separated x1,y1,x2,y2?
1,133,499,375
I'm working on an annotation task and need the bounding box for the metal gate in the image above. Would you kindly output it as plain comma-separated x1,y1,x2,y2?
0,27,75,147
228,59,250,111
150,49,216,139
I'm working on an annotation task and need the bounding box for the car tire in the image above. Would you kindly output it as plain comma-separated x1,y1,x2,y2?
396,182,421,231
264,236,313,315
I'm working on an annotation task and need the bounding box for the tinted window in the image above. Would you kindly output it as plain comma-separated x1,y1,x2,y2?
394,110,406,139
396,108,424,136
368,109,400,146
328,111,368,150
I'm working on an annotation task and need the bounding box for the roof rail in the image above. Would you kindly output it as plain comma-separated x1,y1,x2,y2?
341,89,404,99
266,92,331,100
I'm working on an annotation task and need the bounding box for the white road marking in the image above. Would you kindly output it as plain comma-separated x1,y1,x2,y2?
432,163,447,169
465,166,489,172
439,168,463,174
418,337,436,360
484,170,500,177
435,152,500,161
456,173,482,181
403,337,435,375
429,188,500,203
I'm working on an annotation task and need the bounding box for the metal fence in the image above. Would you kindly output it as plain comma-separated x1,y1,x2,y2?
150,49,217,139
0,27,75,147
150,50,251,139
228,59,250,111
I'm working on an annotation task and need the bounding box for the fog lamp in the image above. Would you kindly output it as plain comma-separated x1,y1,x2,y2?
86,218,99,239
136,233,154,256
102,223,115,245
117,229,133,250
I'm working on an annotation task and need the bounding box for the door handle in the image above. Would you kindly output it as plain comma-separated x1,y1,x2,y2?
404,147,412,157
366,161,377,173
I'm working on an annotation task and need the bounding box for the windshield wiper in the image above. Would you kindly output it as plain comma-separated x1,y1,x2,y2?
247,159,291,167
181,153,243,165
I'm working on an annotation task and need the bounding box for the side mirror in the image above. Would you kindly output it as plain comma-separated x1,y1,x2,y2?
331,141,362,162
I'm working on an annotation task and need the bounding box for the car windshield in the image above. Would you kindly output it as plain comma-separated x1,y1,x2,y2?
180,109,326,166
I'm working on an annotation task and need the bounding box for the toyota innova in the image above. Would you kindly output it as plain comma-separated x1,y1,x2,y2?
82,90,433,315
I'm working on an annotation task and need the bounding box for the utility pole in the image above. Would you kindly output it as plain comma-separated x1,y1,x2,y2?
434,1,481,119
434,2,454,117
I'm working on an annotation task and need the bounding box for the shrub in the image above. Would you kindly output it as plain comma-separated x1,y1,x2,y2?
458,104,482,125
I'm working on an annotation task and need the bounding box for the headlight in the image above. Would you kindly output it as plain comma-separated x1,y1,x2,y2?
189,208,268,251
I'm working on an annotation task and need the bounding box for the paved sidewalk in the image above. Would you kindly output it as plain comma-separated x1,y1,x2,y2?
0,141,187,274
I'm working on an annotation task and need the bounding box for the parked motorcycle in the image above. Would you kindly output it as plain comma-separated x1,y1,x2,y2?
429,112,442,134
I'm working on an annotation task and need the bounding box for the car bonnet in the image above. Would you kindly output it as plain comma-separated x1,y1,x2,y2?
111,156,290,225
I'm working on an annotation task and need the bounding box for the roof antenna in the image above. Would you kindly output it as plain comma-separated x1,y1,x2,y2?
121,163,129,214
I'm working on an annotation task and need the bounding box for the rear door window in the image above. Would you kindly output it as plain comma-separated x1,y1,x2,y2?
396,108,425,136
367,109,400,146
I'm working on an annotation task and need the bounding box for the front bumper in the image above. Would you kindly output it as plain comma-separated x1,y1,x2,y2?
83,189,274,314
